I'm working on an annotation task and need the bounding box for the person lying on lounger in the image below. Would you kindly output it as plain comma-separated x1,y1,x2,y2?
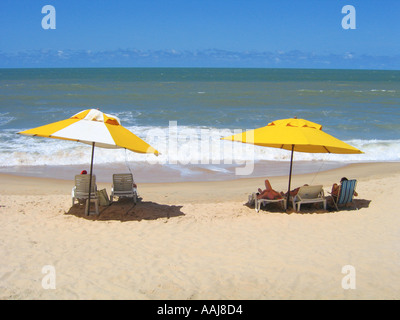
257,180,284,200
280,184,309,198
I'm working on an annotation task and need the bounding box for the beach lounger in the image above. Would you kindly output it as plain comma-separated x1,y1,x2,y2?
328,179,358,211
291,185,326,212
71,174,99,215
249,192,286,212
110,173,137,203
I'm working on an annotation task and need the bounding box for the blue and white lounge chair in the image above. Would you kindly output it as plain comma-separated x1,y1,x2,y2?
329,179,358,211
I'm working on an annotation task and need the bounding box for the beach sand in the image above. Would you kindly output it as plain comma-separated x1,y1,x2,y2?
1,162,400,300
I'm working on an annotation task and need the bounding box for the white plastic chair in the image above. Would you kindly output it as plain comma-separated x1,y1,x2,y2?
110,173,137,203
291,185,326,212
249,192,286,212
71,174,99,215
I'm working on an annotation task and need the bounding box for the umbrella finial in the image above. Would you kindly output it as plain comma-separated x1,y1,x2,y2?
294,116,297,119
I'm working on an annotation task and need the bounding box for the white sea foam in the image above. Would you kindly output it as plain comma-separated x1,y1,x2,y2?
1,126,399,168
0,113,15,127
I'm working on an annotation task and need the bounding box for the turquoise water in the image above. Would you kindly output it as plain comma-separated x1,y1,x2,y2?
0,67,399,181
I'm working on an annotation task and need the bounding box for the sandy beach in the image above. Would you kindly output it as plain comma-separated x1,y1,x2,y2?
1,161,400,300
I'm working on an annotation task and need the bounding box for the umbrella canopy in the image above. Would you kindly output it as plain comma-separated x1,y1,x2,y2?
18,108,159,214
18,109,159,155
222,117,363,210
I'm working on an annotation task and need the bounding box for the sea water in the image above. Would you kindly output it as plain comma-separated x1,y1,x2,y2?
0,68,399,182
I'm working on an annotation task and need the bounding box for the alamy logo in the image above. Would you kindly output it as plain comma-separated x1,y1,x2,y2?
41,5,56,30
41,265,56,289
342,5,356,30
341,265,356,289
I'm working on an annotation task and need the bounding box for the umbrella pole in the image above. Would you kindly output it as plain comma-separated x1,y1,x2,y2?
86,142,95,216
286,145,294,211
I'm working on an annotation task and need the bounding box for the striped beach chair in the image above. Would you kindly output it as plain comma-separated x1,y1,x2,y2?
330,179,357,211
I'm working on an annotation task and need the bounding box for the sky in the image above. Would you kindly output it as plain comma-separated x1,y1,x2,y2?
0,0,399,69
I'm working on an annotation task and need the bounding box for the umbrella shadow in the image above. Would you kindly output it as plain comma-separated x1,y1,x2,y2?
245,198,371,214
244,201,286,213
295,198,372,214
328,198,371,212
65,198,185,222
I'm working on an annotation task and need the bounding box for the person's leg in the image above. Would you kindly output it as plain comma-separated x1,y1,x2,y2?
265,179,273,191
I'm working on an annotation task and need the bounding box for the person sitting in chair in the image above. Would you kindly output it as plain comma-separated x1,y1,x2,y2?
331,177,358,200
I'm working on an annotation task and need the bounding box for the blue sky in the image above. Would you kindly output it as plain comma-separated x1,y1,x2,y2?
0,0,399,69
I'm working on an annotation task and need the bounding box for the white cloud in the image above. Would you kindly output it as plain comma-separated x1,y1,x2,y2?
0,49,399,69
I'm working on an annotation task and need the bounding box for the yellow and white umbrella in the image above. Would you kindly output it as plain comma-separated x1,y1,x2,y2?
19,108,159,154
18,109,159,214
222,117,363,210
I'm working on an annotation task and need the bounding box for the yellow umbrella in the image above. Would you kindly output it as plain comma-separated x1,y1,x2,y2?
18,109,159,214
222,117,363,210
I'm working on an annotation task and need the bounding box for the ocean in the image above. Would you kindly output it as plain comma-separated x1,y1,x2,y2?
0,67,399,182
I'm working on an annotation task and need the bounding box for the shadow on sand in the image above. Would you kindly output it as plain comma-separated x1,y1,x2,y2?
245,198,372,214
65,198,185,222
